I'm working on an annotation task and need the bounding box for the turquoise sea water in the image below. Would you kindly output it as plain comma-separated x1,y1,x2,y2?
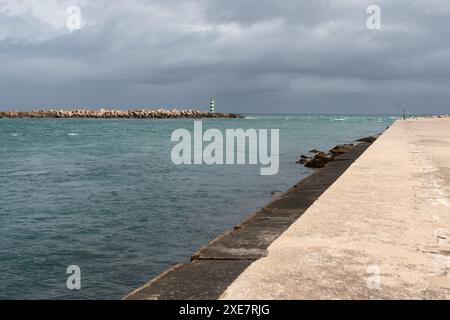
0,115,396,299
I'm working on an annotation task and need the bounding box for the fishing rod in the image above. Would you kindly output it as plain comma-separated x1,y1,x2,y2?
385,98,409,119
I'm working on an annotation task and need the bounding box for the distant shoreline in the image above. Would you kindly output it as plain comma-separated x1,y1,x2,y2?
0,109,242,119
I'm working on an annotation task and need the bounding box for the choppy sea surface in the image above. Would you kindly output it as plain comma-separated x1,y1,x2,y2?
0,114,396,299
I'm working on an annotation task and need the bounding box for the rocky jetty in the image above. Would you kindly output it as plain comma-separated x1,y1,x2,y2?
414,114,449,119
297,135,378,168
0,108,243,119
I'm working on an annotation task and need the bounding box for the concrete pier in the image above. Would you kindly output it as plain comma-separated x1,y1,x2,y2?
221,119,450,299
125,141,373,299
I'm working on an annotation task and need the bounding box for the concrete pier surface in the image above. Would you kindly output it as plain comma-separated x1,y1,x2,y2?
125,135,373,299
221,119,450,299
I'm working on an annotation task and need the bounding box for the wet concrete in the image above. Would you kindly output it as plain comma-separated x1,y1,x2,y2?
124,260,253,300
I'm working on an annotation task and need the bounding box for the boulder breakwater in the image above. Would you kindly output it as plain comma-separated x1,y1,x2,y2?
296,135,378,168
0,109,242,119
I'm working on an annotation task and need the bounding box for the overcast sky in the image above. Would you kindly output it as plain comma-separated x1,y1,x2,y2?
0,0,449,114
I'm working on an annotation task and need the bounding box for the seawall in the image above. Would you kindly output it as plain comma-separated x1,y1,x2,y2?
221,118,450,299
124,134,376,299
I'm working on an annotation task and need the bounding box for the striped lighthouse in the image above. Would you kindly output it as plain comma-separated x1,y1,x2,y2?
210,98,215,113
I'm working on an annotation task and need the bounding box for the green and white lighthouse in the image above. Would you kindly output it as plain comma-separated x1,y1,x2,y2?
210,98,215,113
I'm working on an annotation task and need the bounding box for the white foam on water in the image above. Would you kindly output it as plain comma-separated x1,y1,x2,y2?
329,117,348,121
10,133,19,137
68,133,78,136
245,116,293,120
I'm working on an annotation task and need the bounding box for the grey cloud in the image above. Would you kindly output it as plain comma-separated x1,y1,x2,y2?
0,0,450,113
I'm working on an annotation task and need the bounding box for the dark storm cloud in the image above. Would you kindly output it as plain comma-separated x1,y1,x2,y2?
0,0,449,113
